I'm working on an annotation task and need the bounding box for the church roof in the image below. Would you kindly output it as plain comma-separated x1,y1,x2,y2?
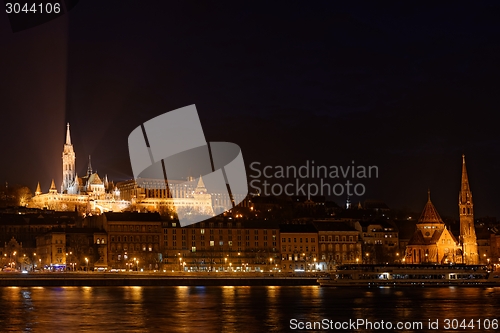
196,175,206,189
418,191,443,224
407,229,426,245
88,173,103,185
49,179,57,191
407,229,444,245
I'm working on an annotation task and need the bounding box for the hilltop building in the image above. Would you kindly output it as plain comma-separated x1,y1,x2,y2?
29,123,215,218
30,124,128,214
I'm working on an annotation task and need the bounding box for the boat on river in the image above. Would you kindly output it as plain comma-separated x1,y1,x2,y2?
318,264,500,287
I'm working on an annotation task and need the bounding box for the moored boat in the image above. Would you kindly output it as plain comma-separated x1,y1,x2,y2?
318,264,500,287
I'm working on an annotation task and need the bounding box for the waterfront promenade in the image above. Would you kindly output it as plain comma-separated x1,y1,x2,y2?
0,271,320,287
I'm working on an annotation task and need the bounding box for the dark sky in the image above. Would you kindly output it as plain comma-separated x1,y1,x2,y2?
1,1,499,219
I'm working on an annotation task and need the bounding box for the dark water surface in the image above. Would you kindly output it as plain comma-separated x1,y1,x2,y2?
0,286,499,332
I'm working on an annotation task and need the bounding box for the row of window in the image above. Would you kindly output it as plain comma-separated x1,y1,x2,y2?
281,237,316,243
110,243,159,252
164,228,276,235
281,246,317,253
164,234,272,241
110,235,159,242
164,241,277,249
109,225,159,232
281,250,317,260
319,244,356,251
319,236,356,242
282,244,358,253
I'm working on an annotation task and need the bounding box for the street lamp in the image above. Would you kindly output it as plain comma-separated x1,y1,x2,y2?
85,257,89,272
224,257,227,271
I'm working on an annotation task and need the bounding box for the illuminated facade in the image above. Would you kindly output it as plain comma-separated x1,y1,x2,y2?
406,191,460,264
116,177,215,217
30,123,130,214
280,223,319,272
313,221,362,270
162,219,280,272
459,155,479,264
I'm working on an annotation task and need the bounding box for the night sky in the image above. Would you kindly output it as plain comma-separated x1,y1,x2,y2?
1,1,499,219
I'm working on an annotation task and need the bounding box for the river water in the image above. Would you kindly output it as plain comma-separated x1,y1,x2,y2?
0,286,499,332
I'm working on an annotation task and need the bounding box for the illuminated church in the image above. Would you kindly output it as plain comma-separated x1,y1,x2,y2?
30,123,215,217
30,124,127,213
405,190,460,264
405,155,479,264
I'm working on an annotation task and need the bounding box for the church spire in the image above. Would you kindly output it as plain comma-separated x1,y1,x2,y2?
418,190,443,224
87,155,92,177
194,175,207,194
35,182,42,196
65,123,71,145
460,154,472,205
49,179,57,194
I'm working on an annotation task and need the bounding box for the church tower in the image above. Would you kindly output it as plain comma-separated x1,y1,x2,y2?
459,155,478,264
61,123,76,193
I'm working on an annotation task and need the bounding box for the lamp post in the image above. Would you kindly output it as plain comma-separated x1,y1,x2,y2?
85,257,89,273
224,257,227,272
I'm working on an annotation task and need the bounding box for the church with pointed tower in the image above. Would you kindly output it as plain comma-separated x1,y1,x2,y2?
30,123,127,214
405,155,481,265
406,190,460,264
29,123,215,217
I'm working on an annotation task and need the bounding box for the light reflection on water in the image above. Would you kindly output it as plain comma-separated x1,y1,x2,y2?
0,286,498,332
